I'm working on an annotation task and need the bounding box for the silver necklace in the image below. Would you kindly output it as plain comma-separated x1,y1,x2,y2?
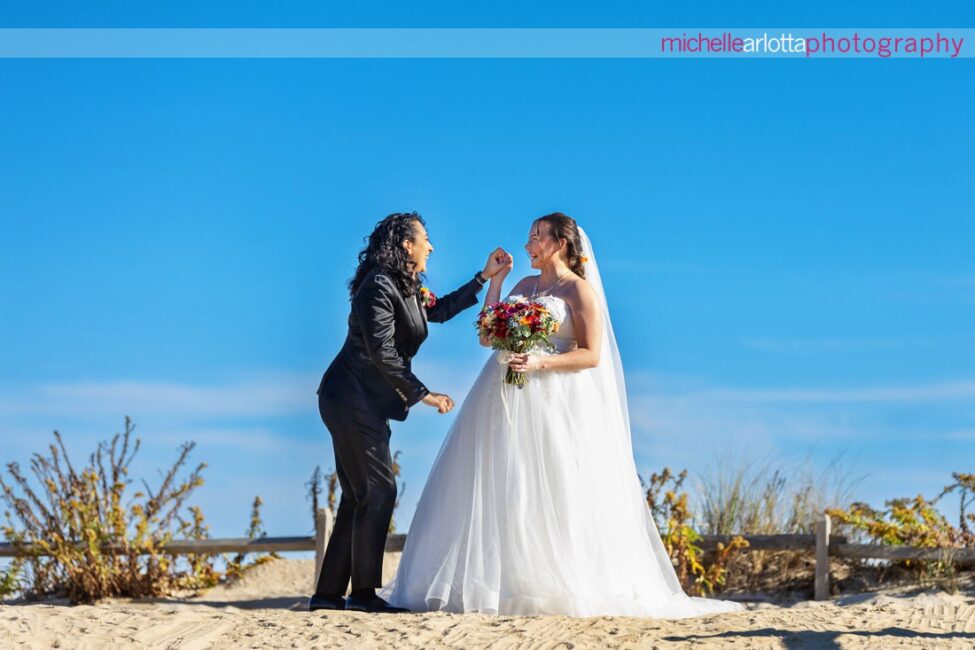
533,269,569,298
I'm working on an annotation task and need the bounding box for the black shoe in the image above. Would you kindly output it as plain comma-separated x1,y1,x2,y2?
344,594,410,613
308,594,346,612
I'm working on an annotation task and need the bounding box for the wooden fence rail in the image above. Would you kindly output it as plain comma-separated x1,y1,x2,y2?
0,536,322,558
1,512,971,600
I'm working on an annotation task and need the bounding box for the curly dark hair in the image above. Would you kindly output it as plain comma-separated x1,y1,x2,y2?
349,212,426,298
536,212,586,279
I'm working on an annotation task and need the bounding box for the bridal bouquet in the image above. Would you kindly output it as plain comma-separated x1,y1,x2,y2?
475,297,561,388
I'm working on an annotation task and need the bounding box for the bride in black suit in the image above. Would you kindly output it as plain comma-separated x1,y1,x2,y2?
310,212,511,613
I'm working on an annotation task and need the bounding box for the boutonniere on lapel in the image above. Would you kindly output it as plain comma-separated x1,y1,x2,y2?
418,287,437,309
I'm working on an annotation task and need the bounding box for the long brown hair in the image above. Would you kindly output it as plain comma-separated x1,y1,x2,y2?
535,212,586,279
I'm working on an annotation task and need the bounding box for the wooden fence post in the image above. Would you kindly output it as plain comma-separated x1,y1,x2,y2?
313,508,333,592
814,512,832,601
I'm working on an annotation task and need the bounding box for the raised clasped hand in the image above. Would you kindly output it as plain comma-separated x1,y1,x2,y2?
483,248,514,279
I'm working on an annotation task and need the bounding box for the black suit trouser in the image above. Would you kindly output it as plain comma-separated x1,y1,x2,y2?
315,396,396,595
315,394,397,596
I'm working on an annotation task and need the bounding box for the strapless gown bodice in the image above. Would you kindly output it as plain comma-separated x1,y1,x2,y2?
518,294,578,354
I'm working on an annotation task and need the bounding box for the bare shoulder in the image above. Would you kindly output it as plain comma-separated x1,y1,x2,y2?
563,273,597,304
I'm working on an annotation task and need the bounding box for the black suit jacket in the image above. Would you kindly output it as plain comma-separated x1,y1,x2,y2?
317,268,484,421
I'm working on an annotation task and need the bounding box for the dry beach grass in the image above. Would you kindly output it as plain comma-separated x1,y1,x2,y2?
3,556,975,649
4,427,974,647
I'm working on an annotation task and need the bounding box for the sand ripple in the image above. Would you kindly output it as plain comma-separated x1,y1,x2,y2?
2,559,973,649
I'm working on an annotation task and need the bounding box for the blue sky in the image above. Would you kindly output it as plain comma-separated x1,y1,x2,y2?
1,2,973,539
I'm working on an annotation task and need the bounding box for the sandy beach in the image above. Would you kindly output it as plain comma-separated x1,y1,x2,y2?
2,556,974,649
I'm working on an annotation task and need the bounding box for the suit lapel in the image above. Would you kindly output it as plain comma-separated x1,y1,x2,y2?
403,290,425,349
418,293,429,336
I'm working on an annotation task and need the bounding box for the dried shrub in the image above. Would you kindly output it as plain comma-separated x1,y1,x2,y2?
940,473,975,540
306,466,324,523
827,472,975,589
0,558,23,598
0,418,269,602
643,467,748,596
225,496,277,581
306,465,340,528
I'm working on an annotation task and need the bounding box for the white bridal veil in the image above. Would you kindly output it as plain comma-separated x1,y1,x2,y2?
576,227,689,597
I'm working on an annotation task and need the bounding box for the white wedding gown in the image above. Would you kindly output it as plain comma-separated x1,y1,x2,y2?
382,231,744,618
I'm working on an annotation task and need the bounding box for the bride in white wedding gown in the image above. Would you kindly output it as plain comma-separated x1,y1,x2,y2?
382,213,743,618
